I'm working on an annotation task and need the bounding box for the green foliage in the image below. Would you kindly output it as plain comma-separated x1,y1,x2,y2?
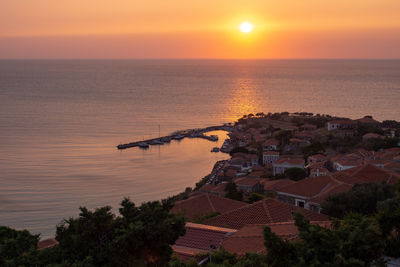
53,198,186,266
301,142,325,158
376,196,400,257
224,181,244,201
0,226,39,266
247,192,265,204
321,183,396,218
264,225,296,266
264,213,385,267
360,137,400,151
284,167,307,181
194,174,211,191
274,130,292,146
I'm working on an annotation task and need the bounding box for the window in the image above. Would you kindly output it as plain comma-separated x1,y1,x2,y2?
295,199,305,208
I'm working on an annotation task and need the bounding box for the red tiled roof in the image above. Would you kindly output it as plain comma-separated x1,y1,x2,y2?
171,193,248,221
234,177,261,187
356,117,380,124
310,183,353,204
347,164,400,184
199,183,227,195
261,179,296,191
309,154,327,160
174,222,237,251
274,158,305,166
263,138,280,146
221,221,331,256
277,176,337,198
204,198,328,230
37,238,59,250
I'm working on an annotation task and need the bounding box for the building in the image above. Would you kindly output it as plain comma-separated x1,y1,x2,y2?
310,168,329,177
277,164,400,213
327,120,357,131
276,175,352,212
173,222,237,261
308,154,327,165
356,116,381,127
272,158,305,175
171,193,248,221
263,138,280,151
363,133,384,141
263,151,280,165
221,221,331,257
234,177,264,194
204,198,328,230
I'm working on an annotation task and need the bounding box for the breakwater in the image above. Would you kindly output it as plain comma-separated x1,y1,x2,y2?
117,125,233,150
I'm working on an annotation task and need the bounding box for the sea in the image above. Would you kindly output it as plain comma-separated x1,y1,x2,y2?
0,59,399,238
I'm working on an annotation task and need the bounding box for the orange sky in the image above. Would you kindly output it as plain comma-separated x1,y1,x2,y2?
1,0,400,58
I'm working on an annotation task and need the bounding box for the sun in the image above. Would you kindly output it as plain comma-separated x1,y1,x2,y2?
239,22,253,33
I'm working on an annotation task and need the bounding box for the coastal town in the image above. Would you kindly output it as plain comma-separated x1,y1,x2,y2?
36,112,400,265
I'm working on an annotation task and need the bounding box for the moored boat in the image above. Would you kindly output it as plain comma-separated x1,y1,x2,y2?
138,142,149,148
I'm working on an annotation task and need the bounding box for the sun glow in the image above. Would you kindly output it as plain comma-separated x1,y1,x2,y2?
239,22,253,33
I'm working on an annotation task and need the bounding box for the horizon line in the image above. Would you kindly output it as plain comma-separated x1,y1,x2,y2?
1,58,400,61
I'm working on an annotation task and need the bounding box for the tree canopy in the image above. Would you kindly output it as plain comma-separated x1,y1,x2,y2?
321,182,396,218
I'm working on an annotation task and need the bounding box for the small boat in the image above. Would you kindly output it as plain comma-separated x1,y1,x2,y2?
211,147,220,152
152,140,164,145
173,134,184,140
138,142,149,149
209,135,218,141
161,136,171,143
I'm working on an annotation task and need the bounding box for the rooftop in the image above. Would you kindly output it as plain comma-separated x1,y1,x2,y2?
204,198,328,230
171,193,248,221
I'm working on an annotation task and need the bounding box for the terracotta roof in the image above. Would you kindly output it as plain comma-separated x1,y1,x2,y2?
261,179,296,191
174,222,237,251
199,183,227,195
221,221,331,256
234,177,261,187
204,198,328,230
263,138,280,146
277,176,338,198
309,154,327,160
274,158,305,166
171,193,248,221
363,133,383,139
346,164,400,184
310,183,353,204
356,116,380,124
37,238,59,250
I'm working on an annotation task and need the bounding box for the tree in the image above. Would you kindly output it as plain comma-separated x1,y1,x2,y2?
264,213,386,267
0,226,39,266
247,192,265,204
284,167,307,181
321,182,396,218
224,181,243,201
54,198,186,266
302,142,325,158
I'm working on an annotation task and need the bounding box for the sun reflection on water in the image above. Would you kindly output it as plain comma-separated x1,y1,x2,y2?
223,77,264,122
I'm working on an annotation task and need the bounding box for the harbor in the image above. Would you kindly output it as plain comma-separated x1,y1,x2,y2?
116,124,233,150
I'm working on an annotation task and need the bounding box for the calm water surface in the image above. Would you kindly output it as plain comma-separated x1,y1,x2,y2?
0,59,399,238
